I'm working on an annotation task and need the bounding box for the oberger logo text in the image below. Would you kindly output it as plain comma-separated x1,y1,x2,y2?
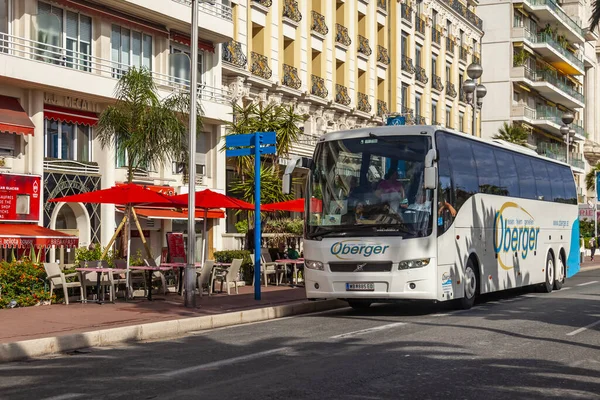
331,240,389,260
493,202,540,270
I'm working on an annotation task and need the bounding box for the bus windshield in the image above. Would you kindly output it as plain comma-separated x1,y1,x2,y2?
307,134,433,239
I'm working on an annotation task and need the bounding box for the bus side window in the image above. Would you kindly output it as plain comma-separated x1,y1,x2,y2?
559,166,577,204
445,133,478,210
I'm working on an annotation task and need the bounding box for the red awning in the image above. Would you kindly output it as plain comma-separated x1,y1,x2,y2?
54,0,169,37
171,32,215,53
262,199,305,212
0,96,35,136
0,224,79,248
44,105,98,127
118,207,225,220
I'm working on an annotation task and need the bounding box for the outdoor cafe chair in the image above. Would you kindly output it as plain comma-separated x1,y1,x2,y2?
113,259,144,298
251,253,284,287
196,260,214,297
44,262,83,305
79,261,116,302
143,258,168,295
210,258,243,295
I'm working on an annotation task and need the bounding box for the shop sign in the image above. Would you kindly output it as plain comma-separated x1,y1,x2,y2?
0,174,41,222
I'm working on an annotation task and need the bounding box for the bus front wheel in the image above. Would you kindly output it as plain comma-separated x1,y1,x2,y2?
459,259,478,310
541,253,554,293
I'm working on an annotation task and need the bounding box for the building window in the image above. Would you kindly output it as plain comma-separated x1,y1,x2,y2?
446,63,451,82
37,1,92,70
459,112,465,132
432,55,437,75
446,106,452,127
170,43,205,86
415,44,422,67
44,120,92,162
0,0,8,34
431,100,437,124
401,83,409,108
514,9,523,28
111,24,152,75
415,93,422,117
401,32,408,58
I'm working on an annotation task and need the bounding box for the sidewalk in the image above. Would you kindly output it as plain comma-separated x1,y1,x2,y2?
0,285,315,344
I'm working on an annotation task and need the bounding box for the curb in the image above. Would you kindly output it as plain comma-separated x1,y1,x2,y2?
0,299,346,364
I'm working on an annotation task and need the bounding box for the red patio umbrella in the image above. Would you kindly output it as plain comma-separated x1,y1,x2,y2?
261,198,305,213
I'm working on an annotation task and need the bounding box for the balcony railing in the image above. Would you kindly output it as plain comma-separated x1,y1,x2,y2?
459,87,467,102
460,46,468,62
522,67,585,103
415,115,427,125
416,16,426,35
283,0,302,22
440,0,483,30
282,64,301,89
311,74,328,98
525,0,584,38
357,92,371,113
252,0,272,7
222,40,247,69
358,35,372,56
446,37,455,53
535,105,564,125
335,24,352,46
573,122,586,137
537,142,585,169
173,0,233,21
432,27,442,45
415,66,428,84
401,4,412,23
377,100,389,117
401,106,414,124
377,0,387,12
0,32,232,105
432,74,444,91
43,159,100,175
311,11,328,36
335,84,351,106
250,51,272,80
377,45,390,65
401,55,416,74
473,52,480,64
527,31,584,71
446,82,457,98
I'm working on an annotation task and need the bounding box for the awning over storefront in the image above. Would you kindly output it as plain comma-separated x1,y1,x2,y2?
118,207,225,220
170,31,215,53
44,105,98,127
0,224,79,248
0,96,35,136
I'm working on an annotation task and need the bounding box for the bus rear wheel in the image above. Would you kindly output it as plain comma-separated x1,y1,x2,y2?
459,259,478,310
554,256,565,291
347,300,372,310
542,253,554,293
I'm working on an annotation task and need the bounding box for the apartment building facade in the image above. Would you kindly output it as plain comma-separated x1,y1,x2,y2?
222,0,485,148
0,0,234,263
478,0,597,200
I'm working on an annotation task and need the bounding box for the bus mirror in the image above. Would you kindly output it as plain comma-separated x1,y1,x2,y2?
283,174,292,195
425,149,437,168
424,166,437,189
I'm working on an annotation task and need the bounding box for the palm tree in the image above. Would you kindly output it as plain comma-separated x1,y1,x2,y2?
591,1,600,33
97,67,202,256
585,164,600,192
492,122,528,146
224,102,304,206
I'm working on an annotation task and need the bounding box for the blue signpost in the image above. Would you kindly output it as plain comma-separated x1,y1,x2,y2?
225,131,276,300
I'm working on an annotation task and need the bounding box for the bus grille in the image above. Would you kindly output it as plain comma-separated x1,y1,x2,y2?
329,262,393,272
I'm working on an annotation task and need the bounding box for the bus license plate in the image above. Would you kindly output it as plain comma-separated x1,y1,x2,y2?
346,282,374,291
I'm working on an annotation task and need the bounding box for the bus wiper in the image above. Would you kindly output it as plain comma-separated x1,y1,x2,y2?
307,225,378,240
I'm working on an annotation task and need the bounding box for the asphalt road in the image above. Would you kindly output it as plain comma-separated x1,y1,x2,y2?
1,270,600,400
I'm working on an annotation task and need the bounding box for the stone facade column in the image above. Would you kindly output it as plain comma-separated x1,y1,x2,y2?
28,90,44,226
99,141,116,248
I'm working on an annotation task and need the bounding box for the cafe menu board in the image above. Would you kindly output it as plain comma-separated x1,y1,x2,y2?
166,232,186,262
0,174,41,222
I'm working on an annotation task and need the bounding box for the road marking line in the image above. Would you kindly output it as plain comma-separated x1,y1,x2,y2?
567,320,600,336
330,322,406,339
152,347,291,378
577,281,599,287
42,395,85,400
560,287,572,291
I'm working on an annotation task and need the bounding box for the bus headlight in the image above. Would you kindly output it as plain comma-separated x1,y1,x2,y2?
304,260,324,271
398,258,431,270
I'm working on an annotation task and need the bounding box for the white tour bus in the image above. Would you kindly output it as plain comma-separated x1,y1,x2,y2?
283,125,580,309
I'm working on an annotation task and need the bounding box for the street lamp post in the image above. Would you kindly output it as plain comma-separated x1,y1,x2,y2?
462,63,487,136
185,0,200,308
560,112,574,167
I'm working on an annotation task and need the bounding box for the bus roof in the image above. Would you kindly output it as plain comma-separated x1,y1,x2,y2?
318,124,571,168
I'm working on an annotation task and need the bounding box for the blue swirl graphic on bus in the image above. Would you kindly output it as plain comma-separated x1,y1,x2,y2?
330,240,390,260
493,202,540,270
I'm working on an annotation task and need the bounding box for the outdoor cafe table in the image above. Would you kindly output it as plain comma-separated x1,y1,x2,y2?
75,267,127,304
129,266,174,301
160,262,203,295
275,259,304,286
